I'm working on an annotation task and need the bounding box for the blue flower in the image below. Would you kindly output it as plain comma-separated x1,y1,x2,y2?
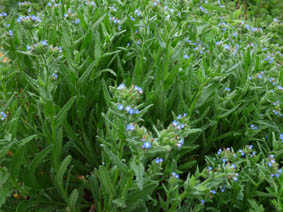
231,164,236,169
134,85,143,93
217,149,222,155
184,54,189,59
52,73,58,80
129,109,136,115
172,120,179,126
130,16,135,21
142,141,152,149
155,157,163,164
223,44,230,50
75,19,80,24
41,40,48,46
172,172,179,179
134,9,141,16
8,30,13,36
210,190,216,195
250,124,258,130
233,177,238,182
117,83,126,90
26,45,31,51
117,104,124,111
222,158,226,163
125,106,131,112
200,199,205,205
177,123,185,129
126,123,135,131
267,162,273,167
0,112,7,120
17,16,23,23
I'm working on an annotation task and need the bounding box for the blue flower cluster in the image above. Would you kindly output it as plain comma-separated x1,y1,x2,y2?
48,0,61,7
155,157,163,164
17,15,41,23
250,124,258,130
18,1,32,7
0,112,7,121
0,12,7,17
171,171,180,179
118,104,140,115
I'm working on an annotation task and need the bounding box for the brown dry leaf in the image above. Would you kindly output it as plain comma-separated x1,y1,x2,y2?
0,51,9,63
89,204,96,212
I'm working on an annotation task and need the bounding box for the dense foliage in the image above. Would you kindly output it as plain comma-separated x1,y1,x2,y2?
0,0,282,211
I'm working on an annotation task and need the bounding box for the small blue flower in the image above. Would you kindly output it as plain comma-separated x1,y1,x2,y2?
8,30,13,36
117,83,126,90
177,115,182,119
0,112,7,120
200,199,205,205
26,45,31,51
142,141,152,149
172,120,179,126
267,162,273,167
217,149,222,155
129,109,136,115
233,177,238,182
41,40,48,46
178,123,185,129
231,164,236,169
250,124,258,130
126,123,135,131
223,44,230,50
52,73,58,80
184,54,189,59
125,106,131,112
134,85,143,93
208,166,212,171
210,190,216,195
220,186,225,192
155,157,163,164
172,172,179,179
222,158,226,163
117,104,124,111
75,19,80,24
225,87,231,91
130,16,135,21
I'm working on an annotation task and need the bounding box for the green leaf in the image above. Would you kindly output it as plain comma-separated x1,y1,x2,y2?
78,60,96,87
69,189,79,210
232,9,242,19
56,155,72,200
30,144,53,176
55,96,76,127
97,166,116,196
130,159,145,190
101,144,129,176
17,135,37,147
